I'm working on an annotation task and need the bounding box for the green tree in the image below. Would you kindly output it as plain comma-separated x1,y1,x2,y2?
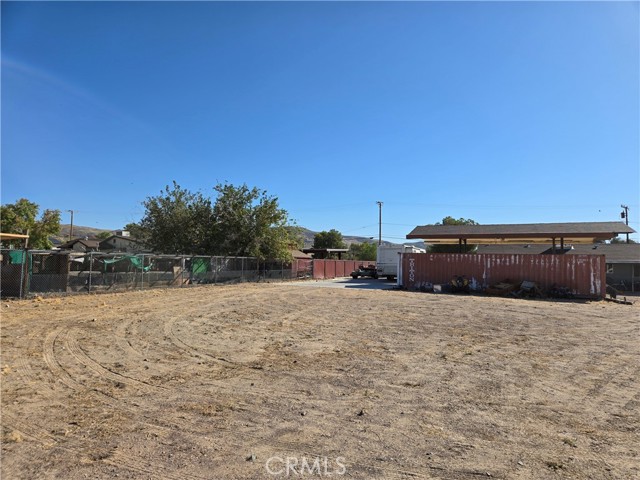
437,216,479,227
139,181,213,254
349,242,377,260
137,181,296,260
428,216,478,253
209,183,295,260
0,198,61,249
312,229,346,249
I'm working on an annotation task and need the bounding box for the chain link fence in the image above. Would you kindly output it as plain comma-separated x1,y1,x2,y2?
1,249,314,298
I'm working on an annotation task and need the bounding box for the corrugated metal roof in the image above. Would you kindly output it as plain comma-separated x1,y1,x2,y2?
407,221,635,242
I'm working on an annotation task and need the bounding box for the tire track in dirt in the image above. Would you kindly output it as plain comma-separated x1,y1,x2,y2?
114,317,148,359
63,328,269,418
65,328,172,393
48,310,312,419
38,328,250,476
41,328,230,436
46,324,337,465
156,293,433,479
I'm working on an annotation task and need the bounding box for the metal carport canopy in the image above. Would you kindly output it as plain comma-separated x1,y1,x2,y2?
405,221,635,244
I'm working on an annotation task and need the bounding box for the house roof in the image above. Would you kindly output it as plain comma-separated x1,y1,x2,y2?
406,222,635,244
99,235,141,244
58,238,100,249
476,243,640,263
291,249,313,259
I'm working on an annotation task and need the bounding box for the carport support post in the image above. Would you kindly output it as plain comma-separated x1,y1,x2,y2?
140,254,144,290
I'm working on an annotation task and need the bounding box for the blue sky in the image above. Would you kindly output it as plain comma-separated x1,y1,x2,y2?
2,1,638,242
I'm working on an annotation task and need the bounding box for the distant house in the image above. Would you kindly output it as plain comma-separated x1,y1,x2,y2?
476,243,640,292
291,249,313,260
57,238,100,252
99,235,145,253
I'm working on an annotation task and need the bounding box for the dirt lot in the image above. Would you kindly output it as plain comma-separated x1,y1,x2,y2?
1,283,638,479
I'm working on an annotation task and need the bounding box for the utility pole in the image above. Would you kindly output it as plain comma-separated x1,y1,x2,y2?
376,201,383,246
67,210,74,241
621,204,629,244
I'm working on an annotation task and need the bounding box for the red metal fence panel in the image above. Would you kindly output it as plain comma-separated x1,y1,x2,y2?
313,260,325,279
324,260,336,279
309,259,360,279
401,253,605,298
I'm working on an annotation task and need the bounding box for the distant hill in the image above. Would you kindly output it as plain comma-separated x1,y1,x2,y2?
51,224,112,245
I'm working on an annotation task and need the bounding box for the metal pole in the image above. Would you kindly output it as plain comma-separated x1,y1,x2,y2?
67,210,74,241
621,204,629,244
376,201,383,246
141,254,145,290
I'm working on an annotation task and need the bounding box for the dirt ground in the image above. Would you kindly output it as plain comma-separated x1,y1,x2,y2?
1,282,638,479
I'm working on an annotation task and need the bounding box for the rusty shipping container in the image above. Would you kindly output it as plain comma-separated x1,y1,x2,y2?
400,253,606,298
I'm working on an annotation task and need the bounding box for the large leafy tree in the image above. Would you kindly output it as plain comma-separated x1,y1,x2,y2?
312,229,346,249
0,198,61,249
209,183,296,260
138,181,213,255
135,181,297,260
428,216,478,253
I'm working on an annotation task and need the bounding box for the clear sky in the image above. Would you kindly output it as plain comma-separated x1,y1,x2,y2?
2,1,639,242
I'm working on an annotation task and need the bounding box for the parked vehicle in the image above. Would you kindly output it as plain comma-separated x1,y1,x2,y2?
377,245,425,281
350,265,378,279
